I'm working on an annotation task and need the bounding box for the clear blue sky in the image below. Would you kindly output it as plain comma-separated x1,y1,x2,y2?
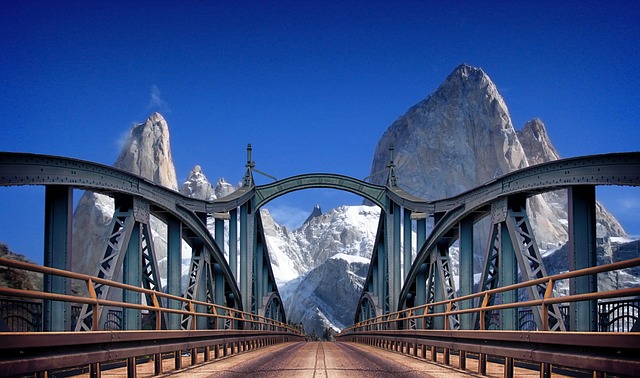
1,1,639,264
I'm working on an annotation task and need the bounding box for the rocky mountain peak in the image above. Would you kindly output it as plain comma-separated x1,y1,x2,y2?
72,112,179,276
214,178,236,199
115,112,178,190
517,118,561,165
447,63,491,87
302,204,323,226
369,64,526,201
180,165,214,200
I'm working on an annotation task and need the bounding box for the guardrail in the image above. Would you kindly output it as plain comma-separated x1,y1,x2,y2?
338,257,640,377
0,257,304,377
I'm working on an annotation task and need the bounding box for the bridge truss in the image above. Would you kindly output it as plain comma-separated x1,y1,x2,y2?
0,149,639,377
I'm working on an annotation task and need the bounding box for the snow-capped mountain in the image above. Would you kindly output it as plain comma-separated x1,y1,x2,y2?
260,205,379,285
65,64,637,339
258,205,379,335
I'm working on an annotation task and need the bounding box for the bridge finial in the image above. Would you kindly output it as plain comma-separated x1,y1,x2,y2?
387,145,398,188
242,144,255,187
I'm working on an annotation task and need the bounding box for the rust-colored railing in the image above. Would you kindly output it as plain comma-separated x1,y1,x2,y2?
338,257,640,377
0,257,301,334
0,257,304,377
343,256,640,333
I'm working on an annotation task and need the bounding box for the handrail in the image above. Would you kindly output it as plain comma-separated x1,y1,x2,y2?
342,256,640,333
0,257,303,335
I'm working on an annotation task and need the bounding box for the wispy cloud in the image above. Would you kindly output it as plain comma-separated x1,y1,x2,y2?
618,197,640,212
265,204,310,230
147,84,171,113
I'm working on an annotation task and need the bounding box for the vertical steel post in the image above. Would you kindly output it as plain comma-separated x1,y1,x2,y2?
403,208,412,283
500,223,517,330
377,239,387,313
568,186,597,331
123,223,141,330
214,217,225,253
213,263,225,328
166,216,182,330
196,246,210,330
433,247,445,330
43,185,72,332
372,260,379,297
239,202,254,312
387,201,401,312
417,218,427,248
459,217,474,329
229,208,238,281
256,243,264,311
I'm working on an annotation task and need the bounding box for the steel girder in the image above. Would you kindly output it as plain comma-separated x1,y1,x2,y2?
43,186,72,332
474,198,566,331
75,198,136,331
355,292,378,325
568,185,597,331
505,197,566,331
75,197,166,331
254,213,285,320
0,153,242,312
400,152,640,314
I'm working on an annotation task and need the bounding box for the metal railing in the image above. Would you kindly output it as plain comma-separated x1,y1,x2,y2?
0,257,304,377
343,257,640,333
0,298,42,332
0,257,302,334
338,257,640,377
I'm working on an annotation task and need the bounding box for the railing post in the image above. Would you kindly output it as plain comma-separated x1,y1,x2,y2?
154,353,162,375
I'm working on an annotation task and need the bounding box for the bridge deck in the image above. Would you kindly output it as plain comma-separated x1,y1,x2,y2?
65,341,571,377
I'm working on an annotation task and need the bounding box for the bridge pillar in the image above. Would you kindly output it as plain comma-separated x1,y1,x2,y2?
403,208,412,283
43,185,72,332
433,247,445,330
377,233,388,314
386,201,402,312
214,217,225,254
213,263,226,328
255,242,264,311
229,208,238,281
167,216,182,330
123,223,142,330
459,216,474,329
239,202,255,313
568,186,597,331
499,221,518,330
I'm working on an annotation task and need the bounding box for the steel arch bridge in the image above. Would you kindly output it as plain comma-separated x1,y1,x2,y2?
0,145,429,331
1,149,639,334
355,151,640,333
1,148,640,377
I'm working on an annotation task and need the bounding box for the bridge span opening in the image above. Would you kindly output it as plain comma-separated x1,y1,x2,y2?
0,151,639,377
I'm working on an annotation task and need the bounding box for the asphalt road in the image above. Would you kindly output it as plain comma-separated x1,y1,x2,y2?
150,341,485,377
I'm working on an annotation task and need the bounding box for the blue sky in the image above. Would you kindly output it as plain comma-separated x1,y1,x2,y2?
1,1,639,264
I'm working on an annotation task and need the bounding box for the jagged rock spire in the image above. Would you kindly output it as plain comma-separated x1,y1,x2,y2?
73,112,179,276
115,112,178,190
369,63,526,201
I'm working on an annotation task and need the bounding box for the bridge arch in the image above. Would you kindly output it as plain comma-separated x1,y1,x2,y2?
253,173,388,211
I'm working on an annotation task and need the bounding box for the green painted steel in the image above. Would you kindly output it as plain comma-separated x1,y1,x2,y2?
2,151,640,331
458,217,474,330
43,185,72,332
568,185,598,331
166,216,182,330
400,152,640,312
123,223,142,330
253,173,389,211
